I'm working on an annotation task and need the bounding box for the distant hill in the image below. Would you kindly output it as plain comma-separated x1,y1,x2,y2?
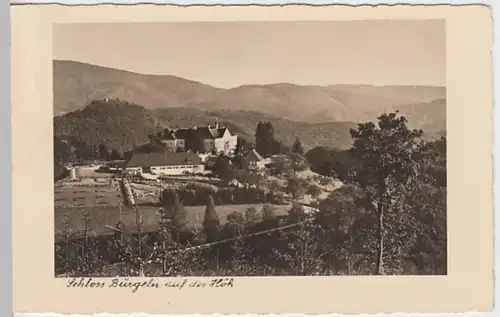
53,60,446,132
53,60,222,116
53,99,166,153
190,83,445,124
54,100,357,153
393,97,446,137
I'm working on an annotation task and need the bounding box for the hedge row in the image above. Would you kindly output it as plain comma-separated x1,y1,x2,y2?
161,187,288,206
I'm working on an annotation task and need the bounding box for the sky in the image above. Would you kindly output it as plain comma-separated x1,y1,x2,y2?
53,20,445,88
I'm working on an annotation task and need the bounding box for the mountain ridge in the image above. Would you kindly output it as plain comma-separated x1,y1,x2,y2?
54,60,446,127
53,60,446,153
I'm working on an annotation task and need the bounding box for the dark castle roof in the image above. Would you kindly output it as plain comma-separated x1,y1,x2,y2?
159,126,230,141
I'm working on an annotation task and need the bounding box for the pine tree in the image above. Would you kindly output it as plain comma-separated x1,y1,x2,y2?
171,192,188,240
255,121,277,157
156,191,189,275
292,137,304,155
203,195,221,242
98,143,110,161
159,192,188,241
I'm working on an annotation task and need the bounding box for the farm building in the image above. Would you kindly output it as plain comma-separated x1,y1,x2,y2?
125,151,205,175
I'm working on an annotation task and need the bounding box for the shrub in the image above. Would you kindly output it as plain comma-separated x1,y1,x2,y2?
245,207,261,225
203,195,221,242
261,204,277,221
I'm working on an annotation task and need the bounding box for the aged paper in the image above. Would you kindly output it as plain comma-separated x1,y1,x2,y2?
11,4,493,314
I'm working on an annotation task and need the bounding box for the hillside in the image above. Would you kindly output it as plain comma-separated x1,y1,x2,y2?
191,83,445,124
54,60,446,131
153,107,357,150
54,101,357,154
53,99,166,153
53,60,222,116
393,97,446,136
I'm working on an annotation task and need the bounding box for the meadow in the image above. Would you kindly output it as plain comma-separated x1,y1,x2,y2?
54,181,291,240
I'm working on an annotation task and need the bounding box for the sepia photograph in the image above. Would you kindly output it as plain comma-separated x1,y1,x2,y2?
11,4,493,314
52,20,447,278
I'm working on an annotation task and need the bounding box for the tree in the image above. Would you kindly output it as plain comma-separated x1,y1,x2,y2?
159,192,188,242
110,148,123,160
305,147,356,181
288,204,307,222
286,177,305,200
98,143,110,161
235,169,264,189
223,212,259,275
223,211,246,237
245,207,261,225
256,121,277,157
54,137,74,163
171,193,189,236
203,195,221,242
275,140,290,154
349,112,440,275
403,182,446,274
261,204,277,221
73,142,95,161
212,155,235,183
315,184,376,275
271,219,326,275
233,153,249,170
267,179,281,192
305,146,333,176
292,137,305,155
307,184,322,200
287,152,309,172
235,137,251,155
272,155,292,175
428,137,447,188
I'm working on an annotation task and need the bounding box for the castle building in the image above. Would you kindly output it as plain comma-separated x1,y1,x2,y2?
152,121,238,155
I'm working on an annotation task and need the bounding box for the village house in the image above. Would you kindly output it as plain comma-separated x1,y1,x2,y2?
246,149,270,170
125,151,205,176
152,121,238,155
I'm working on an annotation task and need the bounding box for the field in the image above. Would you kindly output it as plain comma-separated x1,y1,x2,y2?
55,203,292,240
54,180,292,240
54,182,121,208
53,166,341,241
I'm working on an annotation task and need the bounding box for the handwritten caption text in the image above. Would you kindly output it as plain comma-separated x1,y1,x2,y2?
66,277,234,293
